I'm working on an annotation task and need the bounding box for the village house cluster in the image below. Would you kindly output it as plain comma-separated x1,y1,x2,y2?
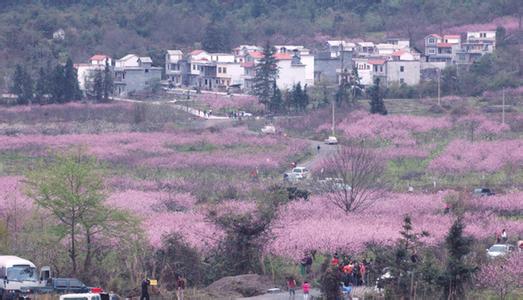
76,30,496,97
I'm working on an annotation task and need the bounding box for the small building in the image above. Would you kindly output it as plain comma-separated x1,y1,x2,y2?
165,50,186,87
75,54,112,92
314,50,353,84
356,42,376,57
386,60,420,86
113,55,162,96
276,52,307,90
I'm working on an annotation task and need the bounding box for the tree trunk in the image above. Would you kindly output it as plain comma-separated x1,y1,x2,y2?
70,220,77,275
83,228,92,277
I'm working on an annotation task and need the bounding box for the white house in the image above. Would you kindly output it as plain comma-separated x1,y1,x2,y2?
353,57,373,85
356,42,376,57
75,54,111,91
165,50,184,85
326,40,356,58
113,54,162,96
275,53,307,90
466,31,496,44
386,60,421,86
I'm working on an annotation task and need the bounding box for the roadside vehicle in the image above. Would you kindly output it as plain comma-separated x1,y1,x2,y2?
43,278,90,294
0,256,50,300
324,136,338,145
473,188,495,196
486,244,515,258
290,167,311,180
59,293,102,300
318,177,351,191
238,111,253,117
261,125,276,134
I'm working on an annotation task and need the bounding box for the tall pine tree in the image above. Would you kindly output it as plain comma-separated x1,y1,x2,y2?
440,218,476,300
369,78,387,115
64,58,81,102
102,61,113,102
21,69,33,105
35,67,47,105
50,64,65,103
11,65,24,102
93,70,104,103
253,41,278,112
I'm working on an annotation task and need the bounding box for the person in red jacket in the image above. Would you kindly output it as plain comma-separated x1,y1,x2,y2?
302,281,310,300
287,277,296,299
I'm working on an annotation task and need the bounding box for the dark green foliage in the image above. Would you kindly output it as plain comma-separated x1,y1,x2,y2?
93,70,104,103
269,83,284,113
64,58,82,101
202,20,232,53
439,218,476,300
11,64,33,105
154,233,203,290
253,42,278,112
35,67,48,104
50,64,65,103
368,78,387,115
103,61,113,102
441,66,459,96
320,267,342,300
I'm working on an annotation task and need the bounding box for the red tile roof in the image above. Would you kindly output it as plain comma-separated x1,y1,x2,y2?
274,53,291,60
437,43,452,47
190,50,205,56
248,51,264,59
391,50,407,57
368,59,386,65
90,54,109,61
241,62,255,68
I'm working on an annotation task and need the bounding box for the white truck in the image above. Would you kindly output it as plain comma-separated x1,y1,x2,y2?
0,256,50,300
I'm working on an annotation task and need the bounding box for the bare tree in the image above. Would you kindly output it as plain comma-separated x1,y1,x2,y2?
320,143,387,213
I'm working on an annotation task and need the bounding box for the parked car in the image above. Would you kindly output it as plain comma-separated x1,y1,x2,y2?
52,278,90,294
60,293,101,300
324,136,338,145
261,125,276,134
473,188,495,196
284,167,311,182
486,244,515,258
238,111,253,117
318,177,351,191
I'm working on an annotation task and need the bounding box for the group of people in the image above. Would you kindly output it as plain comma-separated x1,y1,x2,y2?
330,253,367,288
140,274,186,300
286,277,310,300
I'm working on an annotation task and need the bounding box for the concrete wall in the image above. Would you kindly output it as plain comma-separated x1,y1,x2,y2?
314,51,352,84
116,68,162,95
277,60,306,90
386,61,420,86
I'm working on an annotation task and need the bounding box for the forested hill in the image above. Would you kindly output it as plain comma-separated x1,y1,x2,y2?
0,0,521,87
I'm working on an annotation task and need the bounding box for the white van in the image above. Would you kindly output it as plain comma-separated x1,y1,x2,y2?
0,255,49,299
60,293,102,300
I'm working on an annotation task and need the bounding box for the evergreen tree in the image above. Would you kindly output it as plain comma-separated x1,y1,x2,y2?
202,19,231,53
21,69,33,105
35,67,47,104
440,218,476,300
369,78,387,115
102,61,113,102
269,82,284,113
253,41,278,111
93,70,104,103
64,58,81,102
11,65,33,105
11,65,24,102
441,66,459,96
50,64,65,103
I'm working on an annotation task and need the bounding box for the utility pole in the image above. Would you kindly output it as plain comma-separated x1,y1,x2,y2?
502,87,506,125
332,93,335,136
437,68,441,106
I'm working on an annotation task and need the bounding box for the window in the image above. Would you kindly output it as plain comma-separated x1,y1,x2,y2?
429,48,436,54
145,69,149,73
223,67,227,74
429,38,435,44
400,66,404,72
380,66,383,72
122,72,125,79
400,78,405,84
480,32,486,38
218,67,222,73
192,65,196,70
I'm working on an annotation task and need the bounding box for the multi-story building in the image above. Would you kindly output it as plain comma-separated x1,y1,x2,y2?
75,54,112,92
456,31,496,65
165,50,185,86
113,54,162,96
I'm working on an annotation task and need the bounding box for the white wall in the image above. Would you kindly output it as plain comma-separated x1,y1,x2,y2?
276,60,306,90
354,59,373,85
301,54,315,86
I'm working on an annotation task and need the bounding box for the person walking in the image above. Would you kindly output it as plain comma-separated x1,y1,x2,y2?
140,277,150,300
176,274,185,300
302,281,310,300
316,145,321,153
501,229,508,243
287,277,296,300
359,262,366,285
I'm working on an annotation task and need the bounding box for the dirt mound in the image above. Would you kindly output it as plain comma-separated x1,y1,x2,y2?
206,274,275,298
